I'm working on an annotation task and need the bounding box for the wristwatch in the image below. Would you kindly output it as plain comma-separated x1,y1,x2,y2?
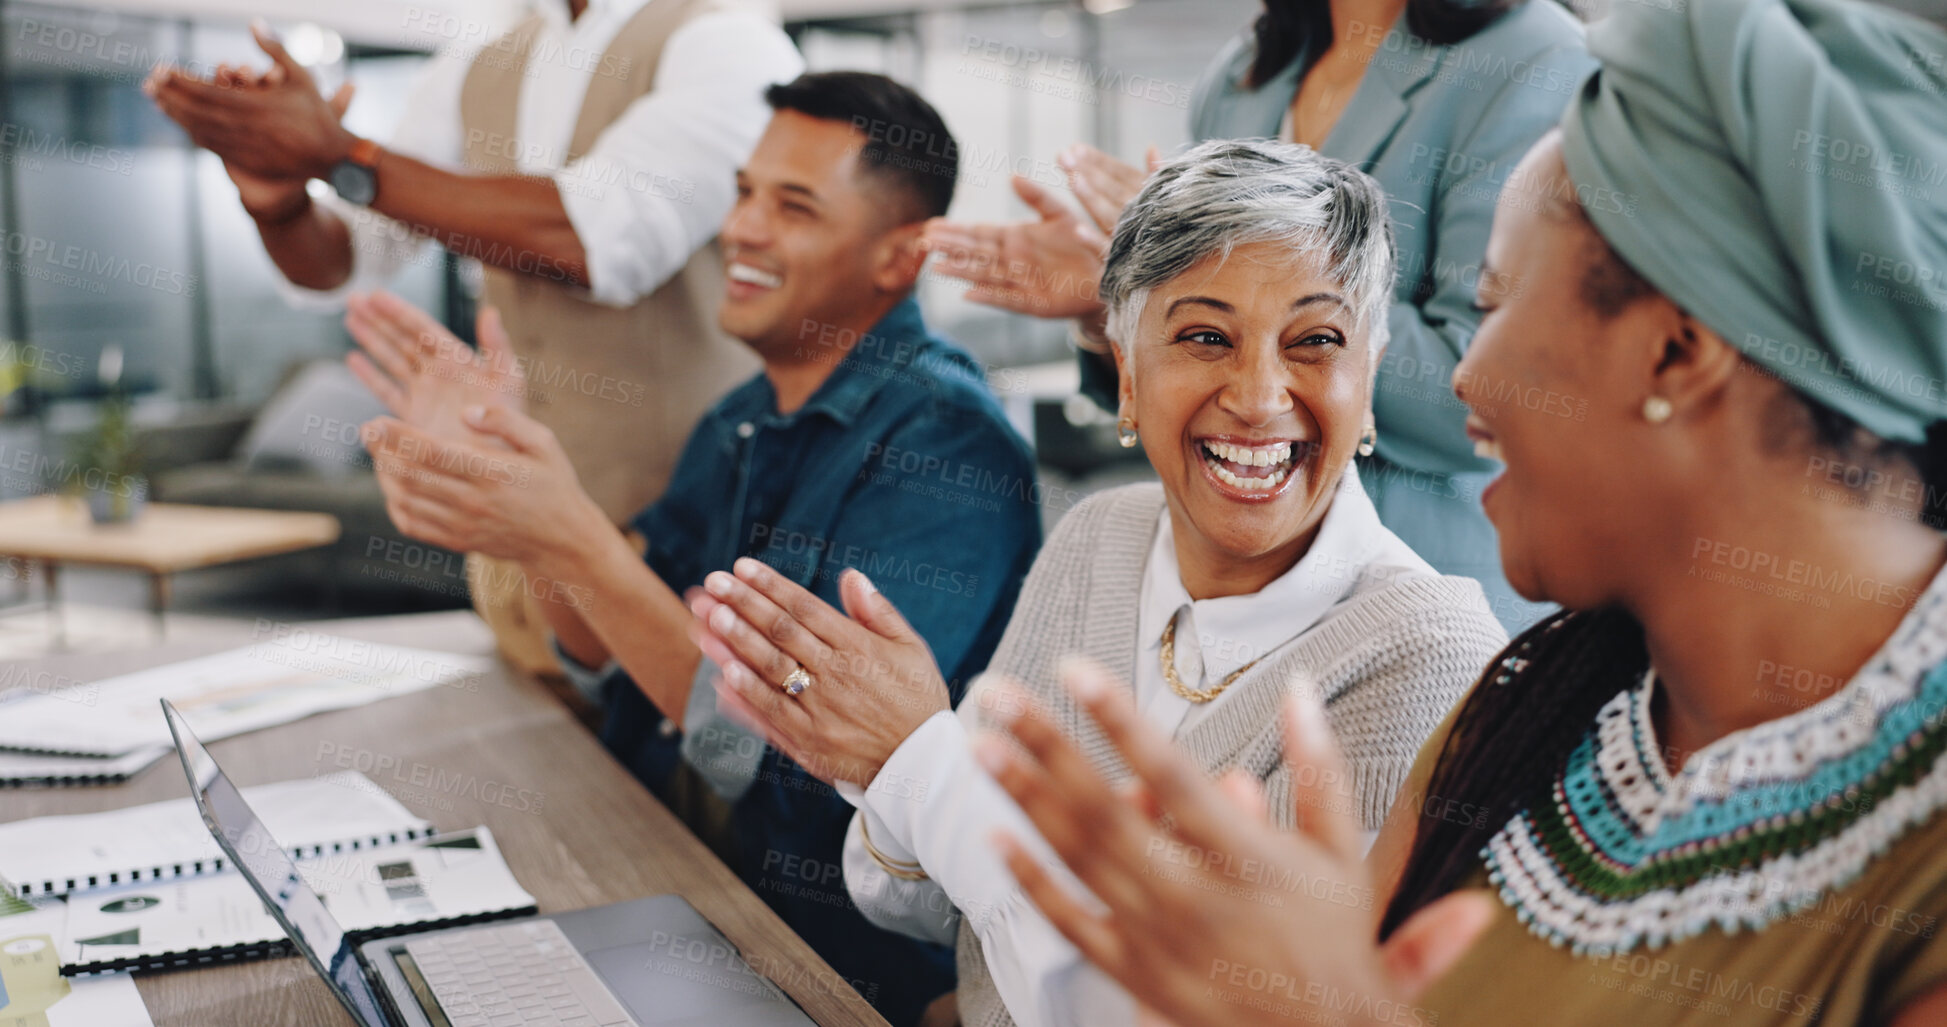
328,137,382,206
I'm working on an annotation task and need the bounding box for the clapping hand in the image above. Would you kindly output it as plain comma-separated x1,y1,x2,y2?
189,59,349,222
362,404,605,573
1058,143,1163,235
975,659,1494,1027
345,291,524,445
687,558,951,786
143,20,357,181
920,175,1110,319
919,144,1164,326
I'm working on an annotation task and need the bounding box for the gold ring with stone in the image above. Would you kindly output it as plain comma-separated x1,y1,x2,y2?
782,667,813,697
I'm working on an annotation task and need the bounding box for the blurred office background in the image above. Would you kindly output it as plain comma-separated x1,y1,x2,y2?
0,0,1262,631
3,0,1937,642
6,0,1699,640
0,0,1252,411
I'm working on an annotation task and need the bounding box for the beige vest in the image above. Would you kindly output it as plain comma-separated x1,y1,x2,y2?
458,0,760,519
456,0,762,673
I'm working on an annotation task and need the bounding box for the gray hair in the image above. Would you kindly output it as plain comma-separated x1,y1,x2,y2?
1099,139,1397,355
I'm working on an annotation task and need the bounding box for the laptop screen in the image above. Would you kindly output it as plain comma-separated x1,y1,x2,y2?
161,698,392,1027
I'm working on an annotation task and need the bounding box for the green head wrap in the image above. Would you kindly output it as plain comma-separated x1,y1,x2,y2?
1560,0,1947,444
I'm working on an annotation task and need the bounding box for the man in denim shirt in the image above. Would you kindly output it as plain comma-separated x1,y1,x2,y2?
351,73,1042,1027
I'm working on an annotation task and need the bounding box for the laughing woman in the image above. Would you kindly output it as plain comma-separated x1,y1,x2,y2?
688,140,1507,1027
973,0,1947,1024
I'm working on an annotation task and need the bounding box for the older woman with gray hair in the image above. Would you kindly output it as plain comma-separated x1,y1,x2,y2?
687,138,1506,1027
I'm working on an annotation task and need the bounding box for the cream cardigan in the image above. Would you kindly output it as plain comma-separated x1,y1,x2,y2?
947,483,1509,1027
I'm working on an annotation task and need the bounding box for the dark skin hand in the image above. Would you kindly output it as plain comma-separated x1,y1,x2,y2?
144,30,357,181
162,57,357,290
144,23,589,291
202,60,346,221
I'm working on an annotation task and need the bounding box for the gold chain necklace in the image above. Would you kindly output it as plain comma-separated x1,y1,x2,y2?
1159,618,1272,704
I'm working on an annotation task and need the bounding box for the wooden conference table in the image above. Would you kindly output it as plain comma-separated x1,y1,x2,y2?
0,610,890,1027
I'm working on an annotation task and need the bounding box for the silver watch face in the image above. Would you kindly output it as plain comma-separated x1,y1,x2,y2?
329,160,376,206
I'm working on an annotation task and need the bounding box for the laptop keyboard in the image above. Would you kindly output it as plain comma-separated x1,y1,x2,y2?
405,919,633,1027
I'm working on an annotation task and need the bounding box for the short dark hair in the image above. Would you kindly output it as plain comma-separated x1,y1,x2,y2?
763,71,958,224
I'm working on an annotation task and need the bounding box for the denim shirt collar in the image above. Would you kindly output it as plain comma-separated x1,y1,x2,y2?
722,295,933,431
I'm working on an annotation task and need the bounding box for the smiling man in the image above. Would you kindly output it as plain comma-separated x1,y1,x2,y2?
350,72,1042,1027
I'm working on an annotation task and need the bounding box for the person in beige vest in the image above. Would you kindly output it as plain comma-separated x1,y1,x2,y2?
145,2,802,671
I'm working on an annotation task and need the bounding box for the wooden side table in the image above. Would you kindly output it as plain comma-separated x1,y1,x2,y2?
0,495,340,645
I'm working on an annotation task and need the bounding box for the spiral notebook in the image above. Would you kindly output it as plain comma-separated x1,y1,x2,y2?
0,772,433,900
0,747,171,788
58,826,535,976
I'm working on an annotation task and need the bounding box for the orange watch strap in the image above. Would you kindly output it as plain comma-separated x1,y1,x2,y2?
347,136,381,168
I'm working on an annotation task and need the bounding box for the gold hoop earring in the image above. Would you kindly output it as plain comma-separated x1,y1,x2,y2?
1357,420,1377,458
1642,396,1673,424
1117,418,1139,449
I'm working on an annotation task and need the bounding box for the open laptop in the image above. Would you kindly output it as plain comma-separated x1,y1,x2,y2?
160,698,816,1027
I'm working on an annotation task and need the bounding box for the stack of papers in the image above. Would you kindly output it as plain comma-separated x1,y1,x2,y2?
0,772,435,899
0,774,535,976
0,635,492,786
62,827,533,975
0,748,173,788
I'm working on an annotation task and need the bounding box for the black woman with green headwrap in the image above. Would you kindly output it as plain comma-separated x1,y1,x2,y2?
958,0,1947,1024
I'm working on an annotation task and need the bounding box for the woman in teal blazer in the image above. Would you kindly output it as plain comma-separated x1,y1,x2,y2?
1178,0,1593,628
934,0,1593,630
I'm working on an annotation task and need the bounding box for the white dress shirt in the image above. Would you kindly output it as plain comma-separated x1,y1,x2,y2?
282,0,802,308
840,467,1432,1027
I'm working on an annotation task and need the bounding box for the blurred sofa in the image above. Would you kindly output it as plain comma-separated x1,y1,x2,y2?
142,360,470,607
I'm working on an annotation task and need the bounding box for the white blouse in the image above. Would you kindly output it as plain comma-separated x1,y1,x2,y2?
838,467,1430,1027
280,0,802,309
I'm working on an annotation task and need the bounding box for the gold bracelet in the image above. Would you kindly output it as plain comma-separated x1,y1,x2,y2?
860,817,929,881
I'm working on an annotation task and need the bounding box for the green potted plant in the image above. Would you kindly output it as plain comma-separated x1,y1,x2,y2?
70,345,146,525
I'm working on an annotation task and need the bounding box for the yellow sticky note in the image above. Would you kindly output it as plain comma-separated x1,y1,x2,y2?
0,933,68,1027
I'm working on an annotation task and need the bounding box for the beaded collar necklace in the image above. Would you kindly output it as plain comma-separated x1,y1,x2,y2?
1482,576,1947,956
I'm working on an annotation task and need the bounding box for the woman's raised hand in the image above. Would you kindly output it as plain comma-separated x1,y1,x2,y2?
1059,143,1163,235
976,659,1495,1027
920,175,1110,319
690,559,952,786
